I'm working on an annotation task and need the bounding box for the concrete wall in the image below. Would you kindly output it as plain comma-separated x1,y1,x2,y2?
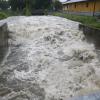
79,24,100,49
0,23,8,64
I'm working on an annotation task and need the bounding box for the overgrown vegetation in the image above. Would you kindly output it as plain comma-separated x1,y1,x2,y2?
52,12,100,29
0,0,63,20
0,0,63,18
0,0,9,10
0,12,7,19
0,10,21,20
8,0,52,14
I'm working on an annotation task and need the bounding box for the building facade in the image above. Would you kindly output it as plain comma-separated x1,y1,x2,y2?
62,0,100,16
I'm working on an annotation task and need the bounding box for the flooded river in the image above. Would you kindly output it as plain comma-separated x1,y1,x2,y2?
0,16,100,100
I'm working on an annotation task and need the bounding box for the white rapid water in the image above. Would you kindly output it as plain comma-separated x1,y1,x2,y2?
0,16,100,100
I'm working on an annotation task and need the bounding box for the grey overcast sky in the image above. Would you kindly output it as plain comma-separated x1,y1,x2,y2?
59,0,66,2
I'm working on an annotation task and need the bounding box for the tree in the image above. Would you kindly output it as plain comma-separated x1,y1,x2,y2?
0,0,9,10
53,0,62,11
34,0,51,9
9,0,25,11
8,0,52,14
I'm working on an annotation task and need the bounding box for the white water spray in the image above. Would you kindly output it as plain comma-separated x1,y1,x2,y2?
0,16,100,100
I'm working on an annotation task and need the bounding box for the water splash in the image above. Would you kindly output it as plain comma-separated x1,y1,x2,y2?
0,16,100,100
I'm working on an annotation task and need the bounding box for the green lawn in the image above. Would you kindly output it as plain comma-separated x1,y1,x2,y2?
52,12,100,29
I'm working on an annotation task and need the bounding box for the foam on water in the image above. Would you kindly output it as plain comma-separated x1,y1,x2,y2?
0,16,100,100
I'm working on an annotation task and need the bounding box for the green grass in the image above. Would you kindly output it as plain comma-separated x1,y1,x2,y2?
52,12,100,29
0,10,21,20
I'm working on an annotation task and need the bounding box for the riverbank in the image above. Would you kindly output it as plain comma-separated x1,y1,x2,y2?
52,12,100,29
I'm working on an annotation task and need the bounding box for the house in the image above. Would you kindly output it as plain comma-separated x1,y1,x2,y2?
62,0,100,16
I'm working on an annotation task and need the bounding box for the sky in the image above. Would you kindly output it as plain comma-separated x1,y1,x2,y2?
59,0,66,2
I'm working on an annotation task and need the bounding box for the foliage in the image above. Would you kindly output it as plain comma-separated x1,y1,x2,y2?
53,1,62,11
0,10,21,18
0,12,7,19
52,12,100,29
8,0,52,12
0,0,9,10
24,0,31,16
34,0,51,9
9,0,25,11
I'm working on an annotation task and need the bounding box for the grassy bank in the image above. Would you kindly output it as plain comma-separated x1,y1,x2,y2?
52,12,100,29
0,10,24,20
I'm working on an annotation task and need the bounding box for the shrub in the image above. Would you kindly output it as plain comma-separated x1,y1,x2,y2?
0,12,7,20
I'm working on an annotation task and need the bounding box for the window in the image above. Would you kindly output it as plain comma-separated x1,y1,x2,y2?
86,3,89,7
75,4,76,8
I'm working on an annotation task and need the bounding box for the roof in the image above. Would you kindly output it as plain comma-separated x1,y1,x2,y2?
62,0,88,4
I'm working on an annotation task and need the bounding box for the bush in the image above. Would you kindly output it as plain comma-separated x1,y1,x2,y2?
23,6,31,16
0,12,7,20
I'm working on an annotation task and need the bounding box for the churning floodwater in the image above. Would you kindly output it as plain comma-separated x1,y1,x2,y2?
0,16,100,100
